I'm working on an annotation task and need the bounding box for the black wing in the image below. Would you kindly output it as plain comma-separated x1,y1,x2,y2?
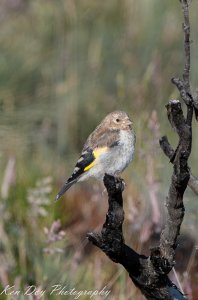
55,147,95,201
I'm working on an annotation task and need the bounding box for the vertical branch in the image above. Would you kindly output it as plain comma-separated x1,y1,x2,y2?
159,100,191,268
159,0,193,274
172,0,193,126
181,0,191,92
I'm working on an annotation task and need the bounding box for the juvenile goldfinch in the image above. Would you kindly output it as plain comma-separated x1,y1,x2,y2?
55,111,135,201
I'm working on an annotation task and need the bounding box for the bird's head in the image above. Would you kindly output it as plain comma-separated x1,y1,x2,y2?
104,111,133,130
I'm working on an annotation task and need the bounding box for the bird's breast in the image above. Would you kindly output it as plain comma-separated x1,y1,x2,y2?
116,129,135,170
97,129,135,175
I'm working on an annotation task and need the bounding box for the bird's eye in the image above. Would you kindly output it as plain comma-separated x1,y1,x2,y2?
116,118,120,122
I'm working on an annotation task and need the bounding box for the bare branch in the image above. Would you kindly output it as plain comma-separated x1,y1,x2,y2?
159,100,191,268
171,78,192,106
160,135,198,196
172,0,193,125
181,0,191,92
87,175,125,262
87,174,187,300
159,136,175,160
157,0,194,292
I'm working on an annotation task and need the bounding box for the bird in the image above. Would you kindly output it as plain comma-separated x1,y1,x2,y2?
55,110,135,201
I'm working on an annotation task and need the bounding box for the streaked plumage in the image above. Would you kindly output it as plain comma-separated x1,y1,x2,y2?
55,111,135,201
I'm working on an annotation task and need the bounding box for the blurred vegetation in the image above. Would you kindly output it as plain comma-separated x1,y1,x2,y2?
0,0,198,299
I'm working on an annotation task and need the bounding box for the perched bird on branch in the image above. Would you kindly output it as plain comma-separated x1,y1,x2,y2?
55,111,135,201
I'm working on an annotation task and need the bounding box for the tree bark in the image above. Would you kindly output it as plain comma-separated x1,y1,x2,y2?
87,173,187,300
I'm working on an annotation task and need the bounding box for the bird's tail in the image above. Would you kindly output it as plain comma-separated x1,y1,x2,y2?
55,179,77,201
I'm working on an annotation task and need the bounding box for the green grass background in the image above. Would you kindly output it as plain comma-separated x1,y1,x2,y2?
0,0,198,299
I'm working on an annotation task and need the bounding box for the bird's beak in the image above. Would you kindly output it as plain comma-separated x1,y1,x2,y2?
126,118,132,125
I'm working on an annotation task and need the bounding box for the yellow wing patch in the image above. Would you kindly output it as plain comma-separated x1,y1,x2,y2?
84,161,95,171
84,146,108,171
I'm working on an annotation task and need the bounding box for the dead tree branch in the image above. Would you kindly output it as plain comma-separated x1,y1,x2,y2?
158,100,191,271
160,136,198,196
87,174,186,300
